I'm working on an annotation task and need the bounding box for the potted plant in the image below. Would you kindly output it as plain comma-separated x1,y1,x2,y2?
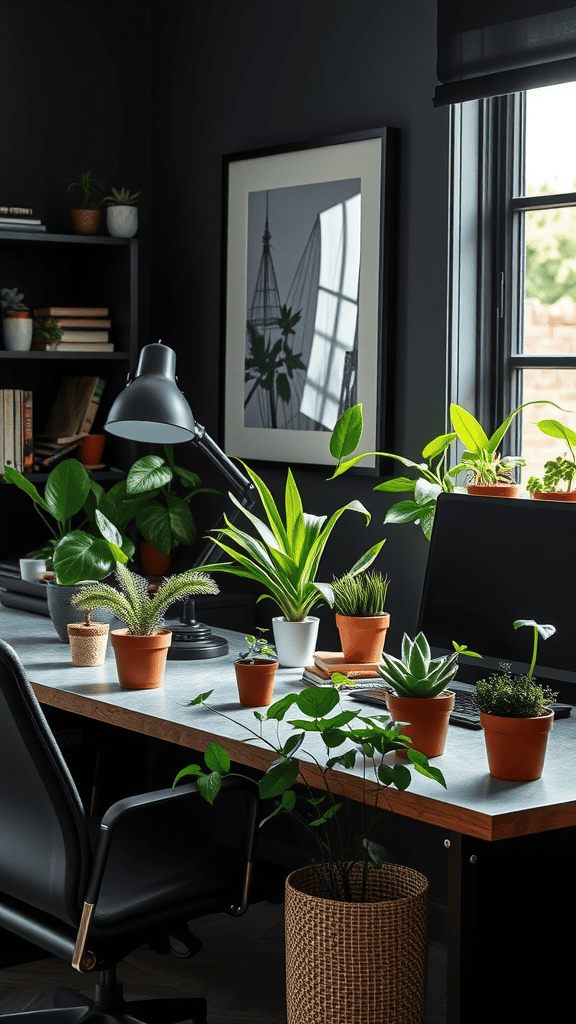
195,461,385,667
233,629,278,707
473,619,558,780
1,287,33,351
66,170,105,234
71,561,219,689
102,186,142,238
3,460,135,640
175,684,447,1024
331,569,390,663
526,419,576,501
32,315,63,349
119,447,222,575
377,633,481,757
67,608,109,667
329,402,461,540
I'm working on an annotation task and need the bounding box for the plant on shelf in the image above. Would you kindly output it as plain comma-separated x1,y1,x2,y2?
1,287,32,350
1,287,28,313
526,419,576,498
66,170,105,235
174,685,446,1020
376,632,481,758
110,446,222,574
102,186,142,238
72,561,219,690
233,628,278,708
331,569,391,664
33,316,63,347
102,186,142,205
194,459,385,666
472,619,558,781
328,402,461,540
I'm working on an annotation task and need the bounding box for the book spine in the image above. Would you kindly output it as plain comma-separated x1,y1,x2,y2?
59,330,109,342
0,206,33,215
33,308,109,317
13,390,22,472
3,390,14,470
31,342,113,352
22,391,33,472
79,378,105,434
0,224,46,232
0,216,41,225
35,441,82,467
48,318,112,328
0,390,4,472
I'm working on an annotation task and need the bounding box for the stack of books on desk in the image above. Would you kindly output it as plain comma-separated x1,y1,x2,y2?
302,651,388,691
32,307,113,352
0,560,49,617
0,206,46,233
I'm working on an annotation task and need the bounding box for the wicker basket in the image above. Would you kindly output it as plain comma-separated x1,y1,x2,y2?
285,861,429,1024
67,621,109,667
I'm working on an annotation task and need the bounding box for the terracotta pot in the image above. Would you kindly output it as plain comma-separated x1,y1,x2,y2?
67,621,109,667
78,433,105,467
479,709,554,781
384,689,455,758
335,612,390,663
71,208,101,235
234,658,278,707
110,628,172,689
285,862,429,1024
532,490,576,502
140,541,172,576
467,483,520,498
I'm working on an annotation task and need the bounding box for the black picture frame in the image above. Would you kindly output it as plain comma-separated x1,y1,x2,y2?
221,127,398,473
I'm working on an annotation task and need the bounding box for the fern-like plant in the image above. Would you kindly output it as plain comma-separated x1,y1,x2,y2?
71,562,219,635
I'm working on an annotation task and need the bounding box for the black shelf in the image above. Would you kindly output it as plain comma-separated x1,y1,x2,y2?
0,231,133,246
0,351,130,360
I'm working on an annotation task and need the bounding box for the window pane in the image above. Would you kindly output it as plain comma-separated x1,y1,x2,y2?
526,82,576,196
521,369,576,485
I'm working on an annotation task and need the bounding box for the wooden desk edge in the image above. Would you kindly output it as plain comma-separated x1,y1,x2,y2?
33,682,576,844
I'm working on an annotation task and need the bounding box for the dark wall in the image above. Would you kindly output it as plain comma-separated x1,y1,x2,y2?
149,0,450,651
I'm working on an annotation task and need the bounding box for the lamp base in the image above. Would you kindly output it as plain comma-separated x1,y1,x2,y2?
166,619,229,660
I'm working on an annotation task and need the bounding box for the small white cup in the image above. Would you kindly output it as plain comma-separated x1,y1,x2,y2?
19,558,47,582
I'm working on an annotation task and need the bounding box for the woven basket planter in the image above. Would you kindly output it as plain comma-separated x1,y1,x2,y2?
285,861,429,1024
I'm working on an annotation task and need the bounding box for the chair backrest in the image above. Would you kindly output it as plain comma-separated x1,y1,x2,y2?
0,638,90,926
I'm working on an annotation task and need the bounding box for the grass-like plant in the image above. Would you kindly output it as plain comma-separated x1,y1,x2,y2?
195,461,385,621
174,684,446,902
66,170,105,209
331,570,389,616
378,632,480,698
71,561,219,635
473,619,558,717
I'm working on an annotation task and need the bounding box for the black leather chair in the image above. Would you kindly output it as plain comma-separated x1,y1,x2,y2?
0,637,272,1023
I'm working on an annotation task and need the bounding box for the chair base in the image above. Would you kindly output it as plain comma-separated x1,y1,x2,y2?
52,984,208,1024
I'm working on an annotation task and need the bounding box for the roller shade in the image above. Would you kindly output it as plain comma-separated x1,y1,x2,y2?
435,1,576,106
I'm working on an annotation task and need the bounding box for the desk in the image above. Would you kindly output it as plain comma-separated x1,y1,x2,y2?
2,604,575,1024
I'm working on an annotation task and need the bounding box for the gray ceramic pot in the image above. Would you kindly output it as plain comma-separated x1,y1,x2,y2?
46,581,118,644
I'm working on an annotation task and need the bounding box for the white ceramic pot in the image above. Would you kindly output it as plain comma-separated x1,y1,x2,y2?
272,616,320,668
106,205,138,237
2,316,33,351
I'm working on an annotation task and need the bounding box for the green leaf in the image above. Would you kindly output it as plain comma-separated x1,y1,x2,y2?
535,418,576,447
259,758,300,799
294,687,340,718
173,764,203,788
136,501,173,555
53,530,114,585
513,619,556,640
422,433,457,460
450,404,489,454
44,459,91,523
406,749,447,788
2,466,50,513
378,762,412,790
204,742,231,774
308,802,342,826
187,690,214,705
347,539,386,575
384,500,424,525
197,772,223,804
266,693,299,721
127,454,172,494
373,476,416,493
329,403,363,460
281,732,305,758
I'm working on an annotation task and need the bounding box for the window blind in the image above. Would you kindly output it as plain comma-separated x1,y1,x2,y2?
435,1,576,106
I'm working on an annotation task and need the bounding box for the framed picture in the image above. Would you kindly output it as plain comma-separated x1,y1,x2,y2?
221,127,398,471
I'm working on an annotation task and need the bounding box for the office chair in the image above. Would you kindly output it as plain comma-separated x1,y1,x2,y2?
0,637,271,1023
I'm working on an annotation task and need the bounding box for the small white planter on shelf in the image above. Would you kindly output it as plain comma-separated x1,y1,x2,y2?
2,313,33,351
106,205,138,237
272,616,320,668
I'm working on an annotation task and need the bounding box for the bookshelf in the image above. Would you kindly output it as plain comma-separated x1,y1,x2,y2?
0,232,138,556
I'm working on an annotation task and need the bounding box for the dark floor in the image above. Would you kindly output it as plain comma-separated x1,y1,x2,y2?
0,901,447,1022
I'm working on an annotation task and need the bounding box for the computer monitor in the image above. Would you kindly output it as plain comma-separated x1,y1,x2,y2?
416,492,576,704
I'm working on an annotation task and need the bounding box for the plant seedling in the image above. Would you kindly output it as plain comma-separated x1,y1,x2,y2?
237,628,277,663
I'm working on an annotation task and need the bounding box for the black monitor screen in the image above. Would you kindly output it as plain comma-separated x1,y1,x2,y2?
416,493,576,700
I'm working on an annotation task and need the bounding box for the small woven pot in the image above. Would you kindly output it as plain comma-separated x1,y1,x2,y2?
285,862,429,1024
467,483,520,498
234,658,278,707
335,612,390,663
111,628,172,689
67,621,109,667
384,690,455,758
71,208,101,235
480,709,554,780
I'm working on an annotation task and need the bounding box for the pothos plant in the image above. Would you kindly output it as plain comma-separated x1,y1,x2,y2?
174,684,446,902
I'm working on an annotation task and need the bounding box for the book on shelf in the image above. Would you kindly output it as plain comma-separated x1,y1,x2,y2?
0,206,34,215
22,391,34,472
0,216,42,225
0,224,46,232
41,318,112,328
60,330,109,342
38,376,105,441
34,432,87,447
34,307,109,318
33,439,83,468
1,390,14,472
312,651,384,678
31,341,114,352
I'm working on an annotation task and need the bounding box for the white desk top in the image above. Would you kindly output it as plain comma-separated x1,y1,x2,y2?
2,604,575,842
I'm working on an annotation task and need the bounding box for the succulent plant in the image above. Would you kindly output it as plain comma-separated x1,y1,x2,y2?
67,170,105,209
331,569,389,616
378,632,479,698
1,287,28,312
72,561,219,636
103,186,142,205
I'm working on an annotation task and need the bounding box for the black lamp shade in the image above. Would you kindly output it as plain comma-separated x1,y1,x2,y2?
105,343,196,444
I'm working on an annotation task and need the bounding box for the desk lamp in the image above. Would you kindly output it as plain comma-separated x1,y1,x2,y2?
105,340,256,660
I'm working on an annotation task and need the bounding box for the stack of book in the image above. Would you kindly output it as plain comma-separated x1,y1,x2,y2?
302,651,388,691
32,307,113,352
33,376,105,469
0,205,46,233
0,390,33,473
